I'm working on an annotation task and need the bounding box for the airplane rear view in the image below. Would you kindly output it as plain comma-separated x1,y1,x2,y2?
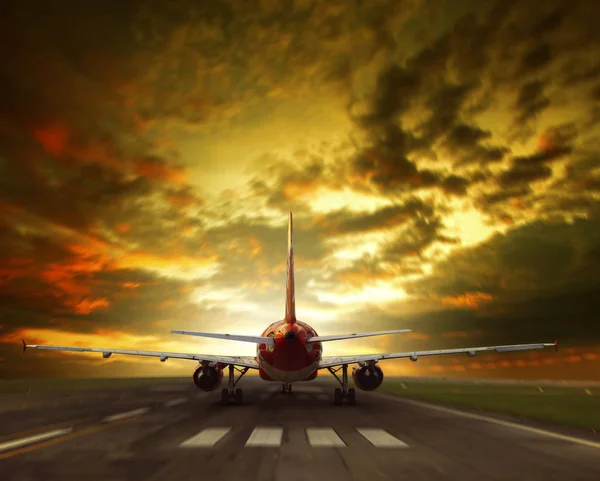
23,213,558,405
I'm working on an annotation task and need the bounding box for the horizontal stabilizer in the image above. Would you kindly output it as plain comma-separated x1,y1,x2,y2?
171,330,274,345
310,329,411,343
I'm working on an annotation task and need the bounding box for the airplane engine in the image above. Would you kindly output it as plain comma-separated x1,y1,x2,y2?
352,365,384,391
193,365,223,391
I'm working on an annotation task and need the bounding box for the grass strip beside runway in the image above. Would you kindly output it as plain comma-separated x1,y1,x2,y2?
382,379,600,432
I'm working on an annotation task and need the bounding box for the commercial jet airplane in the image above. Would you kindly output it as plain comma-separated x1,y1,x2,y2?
23,213,558,405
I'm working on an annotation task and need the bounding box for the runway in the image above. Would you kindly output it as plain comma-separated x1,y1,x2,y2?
1,377,600,481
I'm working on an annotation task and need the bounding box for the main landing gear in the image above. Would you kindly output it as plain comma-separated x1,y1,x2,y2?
327,364,356,406
221,364,249,405
281,383,292,393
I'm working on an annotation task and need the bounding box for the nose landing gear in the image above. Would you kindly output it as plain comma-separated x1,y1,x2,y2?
221,364,249,405
328,364,356,405
281,383,292,393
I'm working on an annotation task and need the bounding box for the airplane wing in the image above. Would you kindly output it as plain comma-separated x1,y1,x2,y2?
171,330,274,345
318,340,559,369
310,329,411,343
22,340,259,369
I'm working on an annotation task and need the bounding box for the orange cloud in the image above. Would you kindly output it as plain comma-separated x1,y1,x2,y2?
406,332,430,341
163,191,198,208
115,251,219,281
134,158,186,184
116,223,130,233
281,179,322,199
440,291,493,309
336,267,395,286
68,297,110,315
442,330,470,339
33,124,70,157
123,282,140,289
248,236,263,258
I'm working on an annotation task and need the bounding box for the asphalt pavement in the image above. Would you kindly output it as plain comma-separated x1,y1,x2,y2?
1,377,599,481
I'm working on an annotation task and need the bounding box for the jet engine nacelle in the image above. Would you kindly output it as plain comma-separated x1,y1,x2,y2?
352,365,384,391
193,365,223,391
466,351,476,357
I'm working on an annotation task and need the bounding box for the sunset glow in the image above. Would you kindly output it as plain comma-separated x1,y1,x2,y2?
1,0,599,381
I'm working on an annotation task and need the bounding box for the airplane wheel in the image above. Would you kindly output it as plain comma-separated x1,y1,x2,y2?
221,388,230,404
287,384,292,393
347,388,356,405
234,388,243,404
281,384,286,393
334,388,342,405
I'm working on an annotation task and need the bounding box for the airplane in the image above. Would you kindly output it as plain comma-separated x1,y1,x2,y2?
22,212,559,405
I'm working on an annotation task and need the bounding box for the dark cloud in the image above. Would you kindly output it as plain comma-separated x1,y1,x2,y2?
358,65,421,127
494,123,576,189
420,83,473,142
479,186,532,207
442,124,510,166
498,163,553,188
317,198,434,235
521,44,552,73
348,123,471,195
383,216,458,262
514,81,550,126
410,218,600,301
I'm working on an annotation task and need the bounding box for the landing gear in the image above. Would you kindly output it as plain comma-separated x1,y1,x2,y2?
221,364,249,405
281,383,292,393
327,364,356,405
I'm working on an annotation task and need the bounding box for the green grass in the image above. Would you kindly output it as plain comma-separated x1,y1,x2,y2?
0,377,189,394
382,379,600,432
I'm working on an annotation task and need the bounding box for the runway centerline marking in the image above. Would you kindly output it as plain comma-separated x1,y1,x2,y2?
356,428,409,448
245,427,283,447
306,428,346,447
101,407,149,423
165,398,187,407
180,427,231,448
0,428,73,453
379,394,600,450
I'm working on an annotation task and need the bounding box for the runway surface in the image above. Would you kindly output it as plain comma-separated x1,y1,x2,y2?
1,377,600,481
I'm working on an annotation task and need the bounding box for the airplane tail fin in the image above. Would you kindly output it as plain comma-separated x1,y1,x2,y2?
285,212,296,324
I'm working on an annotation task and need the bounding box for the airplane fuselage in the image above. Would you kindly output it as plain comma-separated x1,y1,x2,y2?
257,319,322,383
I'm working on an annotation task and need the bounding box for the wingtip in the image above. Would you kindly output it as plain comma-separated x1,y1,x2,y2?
554,338,559,352
21,339,27,354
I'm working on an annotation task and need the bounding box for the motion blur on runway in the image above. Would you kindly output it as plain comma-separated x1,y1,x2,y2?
1,377,599,481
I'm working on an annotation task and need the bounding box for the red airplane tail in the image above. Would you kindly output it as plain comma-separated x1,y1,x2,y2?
285,212,296,324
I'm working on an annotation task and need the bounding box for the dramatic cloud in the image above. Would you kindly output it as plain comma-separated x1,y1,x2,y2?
1,0,599,380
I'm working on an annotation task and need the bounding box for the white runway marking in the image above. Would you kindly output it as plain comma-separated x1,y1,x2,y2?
306,428,346,447
101,407,149,423
384,395,600,450
356,428,409,448
165,398,187,407
180,427,231,448
0,428,73,453
245,427,283,447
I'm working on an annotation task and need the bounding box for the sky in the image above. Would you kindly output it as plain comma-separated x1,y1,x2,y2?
1,0,599,381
